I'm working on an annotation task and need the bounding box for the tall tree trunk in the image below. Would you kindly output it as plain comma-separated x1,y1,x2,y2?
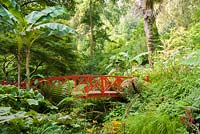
89,0,94,57
144,12,154,66
26,45,30,90
143,0,155,67
136,0,162,66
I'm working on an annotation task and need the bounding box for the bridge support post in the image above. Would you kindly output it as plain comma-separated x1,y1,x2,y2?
100,76,106,95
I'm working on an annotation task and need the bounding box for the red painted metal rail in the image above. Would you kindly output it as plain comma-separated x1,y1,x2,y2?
1,75,148,98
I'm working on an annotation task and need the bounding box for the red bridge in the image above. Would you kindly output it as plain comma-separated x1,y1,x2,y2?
2,75,149,98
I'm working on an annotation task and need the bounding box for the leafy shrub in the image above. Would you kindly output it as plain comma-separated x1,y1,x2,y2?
121,64,200,133
0,85,57,113
0,86,90,134
148,66,200,115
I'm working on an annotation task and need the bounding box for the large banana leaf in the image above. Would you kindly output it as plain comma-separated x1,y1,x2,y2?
32,23,75,36
0,0,24,23
0,4,17,25
0,0,19,9
25,6,66,25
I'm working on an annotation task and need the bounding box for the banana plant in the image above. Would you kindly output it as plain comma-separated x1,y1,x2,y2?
0,0,75,89
0,0,24,88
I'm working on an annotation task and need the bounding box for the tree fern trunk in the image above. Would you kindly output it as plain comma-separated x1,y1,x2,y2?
143,4,155,66
136,0,162,66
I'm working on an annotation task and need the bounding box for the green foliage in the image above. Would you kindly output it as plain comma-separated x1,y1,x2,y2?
157,0,200,30
127,65,200,133
38,84,66,105
25,6,65,25
104,102,126,121
0,85,60,133
0,4,18,25
180,49,200,66
130,52,149,65
57,96,75,111
33,23,75,36
0,85,57,113
125,112,187,134
0,110,70,134
106,52,129,75
0,85,92,133
0,1,79,81
0,0,23,24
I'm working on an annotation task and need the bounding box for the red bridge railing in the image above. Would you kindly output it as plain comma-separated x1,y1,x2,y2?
1,75,149,98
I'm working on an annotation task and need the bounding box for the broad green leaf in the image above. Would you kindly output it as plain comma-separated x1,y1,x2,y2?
32,23,75,35
25,6,66,25
58,115,72,120
36,93,44,100
0,5,17,25
131,52,148,64
0,107,11,116
0,0,19,10
27,99,39,105
0,0,24,23
0,111,26,123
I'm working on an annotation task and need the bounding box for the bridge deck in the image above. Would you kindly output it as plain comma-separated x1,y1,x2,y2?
72,90,124,98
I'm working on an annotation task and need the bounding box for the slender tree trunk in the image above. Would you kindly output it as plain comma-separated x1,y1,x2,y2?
26,45,30,90
89,0,94,57
17,53,21,88
17,36,22,88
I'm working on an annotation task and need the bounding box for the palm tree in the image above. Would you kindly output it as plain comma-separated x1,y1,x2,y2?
0,1,75,89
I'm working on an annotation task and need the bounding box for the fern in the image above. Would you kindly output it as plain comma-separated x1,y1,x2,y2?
125,112,187,134
56,97,75,111
51,86,64,104
38,84,64,104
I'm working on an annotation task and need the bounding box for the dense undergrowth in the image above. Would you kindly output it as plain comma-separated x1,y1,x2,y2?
0,64,200,134
0,84,126,133
122,65,200,134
